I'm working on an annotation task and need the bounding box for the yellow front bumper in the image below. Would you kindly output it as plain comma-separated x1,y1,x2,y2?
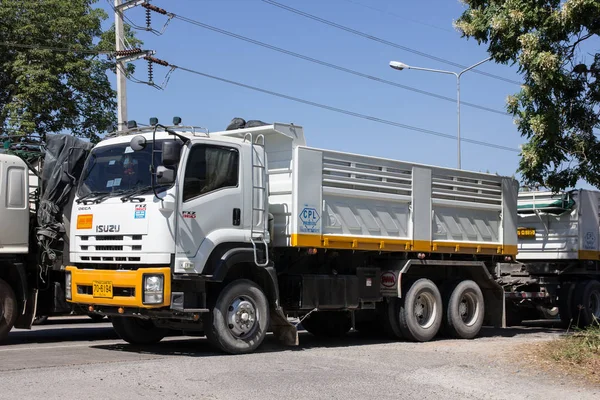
66,266,171,308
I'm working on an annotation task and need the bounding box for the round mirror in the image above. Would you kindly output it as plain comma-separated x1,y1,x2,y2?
130,135,147,151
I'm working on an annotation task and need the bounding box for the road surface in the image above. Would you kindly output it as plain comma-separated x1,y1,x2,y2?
0,317,597,400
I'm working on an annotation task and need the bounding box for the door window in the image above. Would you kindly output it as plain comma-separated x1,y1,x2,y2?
183,145,239,202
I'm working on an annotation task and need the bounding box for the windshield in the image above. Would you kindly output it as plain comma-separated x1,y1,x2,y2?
78,140,170,197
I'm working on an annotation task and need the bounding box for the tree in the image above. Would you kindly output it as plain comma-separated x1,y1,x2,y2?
455,0,600,191
0,0,142,143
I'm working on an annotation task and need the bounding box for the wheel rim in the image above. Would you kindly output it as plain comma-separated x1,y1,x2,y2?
458,290,480,327
227,296,258,339
589,289,600,319
413,291,437,329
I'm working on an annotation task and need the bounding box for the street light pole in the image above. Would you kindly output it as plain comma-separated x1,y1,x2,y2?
389,56,492,169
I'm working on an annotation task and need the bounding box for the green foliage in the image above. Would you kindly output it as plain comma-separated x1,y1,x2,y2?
0,0,142,143
455,0,600,191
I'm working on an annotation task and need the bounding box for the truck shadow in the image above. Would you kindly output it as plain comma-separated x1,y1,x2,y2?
89,321,567,358
3,325,119,345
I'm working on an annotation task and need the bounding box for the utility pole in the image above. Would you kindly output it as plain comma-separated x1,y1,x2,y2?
115,0,127,131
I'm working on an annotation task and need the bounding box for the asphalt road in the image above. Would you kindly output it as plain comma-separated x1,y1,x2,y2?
0,317,598,400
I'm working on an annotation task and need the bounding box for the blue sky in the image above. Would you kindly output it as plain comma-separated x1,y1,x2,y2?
99,0,530,180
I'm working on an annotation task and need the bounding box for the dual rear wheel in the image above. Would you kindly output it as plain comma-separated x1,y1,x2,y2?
300,278,486,343
385,278,485,342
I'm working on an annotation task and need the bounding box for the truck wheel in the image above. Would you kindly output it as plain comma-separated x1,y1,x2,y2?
302,311,352,338
443,280,485,339
558,283,575,327
397,279,442,342
0,279,18,341
205,279,269,354
382,298,404,339
572,280,600,327
111,317,167,345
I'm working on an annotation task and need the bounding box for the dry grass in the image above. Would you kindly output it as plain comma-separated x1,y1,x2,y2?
533,322,600,384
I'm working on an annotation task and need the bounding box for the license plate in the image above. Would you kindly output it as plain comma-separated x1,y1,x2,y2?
93,281,113,298
517,228,536,238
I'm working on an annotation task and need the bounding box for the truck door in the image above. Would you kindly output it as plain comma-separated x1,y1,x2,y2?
175,143,244,273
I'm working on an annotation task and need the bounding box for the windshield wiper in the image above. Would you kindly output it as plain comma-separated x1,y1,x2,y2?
120,185,154,203
76,191,110,205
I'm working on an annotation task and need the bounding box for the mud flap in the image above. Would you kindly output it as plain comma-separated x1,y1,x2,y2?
14,289,38,329
270,307,298,346
483,287,505,328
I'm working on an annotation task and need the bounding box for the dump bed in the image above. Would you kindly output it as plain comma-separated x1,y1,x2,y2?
215,123,518,256
517,189,600,260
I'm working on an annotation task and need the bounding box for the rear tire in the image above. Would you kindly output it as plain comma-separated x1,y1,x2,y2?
558,283,575,327
111,317,167,345
443,280,485,339
302,311,352,338
204,279,269,354
397,279,443,342
572,280,600,327
0,278,18,342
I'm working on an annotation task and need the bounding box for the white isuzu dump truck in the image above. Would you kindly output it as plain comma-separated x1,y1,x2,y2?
64,119,521,354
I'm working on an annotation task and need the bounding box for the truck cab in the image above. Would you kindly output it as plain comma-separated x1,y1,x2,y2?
66,121,299,352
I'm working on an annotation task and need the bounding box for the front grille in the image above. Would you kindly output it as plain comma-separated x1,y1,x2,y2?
78,235,144,254
96,245,124,251
96,235,124,241
79,256,141,262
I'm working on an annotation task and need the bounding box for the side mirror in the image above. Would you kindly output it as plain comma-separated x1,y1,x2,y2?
162,141,181,166
156,165,176,185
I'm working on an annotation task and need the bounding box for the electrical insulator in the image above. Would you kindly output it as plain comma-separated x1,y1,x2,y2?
148,59,154,83
146,8,151,30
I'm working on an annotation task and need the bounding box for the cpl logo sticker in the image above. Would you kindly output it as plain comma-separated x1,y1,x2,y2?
584,231,597,250
381,271,396,288
299,207,320,233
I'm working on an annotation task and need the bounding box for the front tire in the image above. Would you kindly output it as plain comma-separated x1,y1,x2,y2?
0,278,18,341
205,279,269,354
398,279,443,342
111,317,167,345
573,280,600,327
443,280,485,339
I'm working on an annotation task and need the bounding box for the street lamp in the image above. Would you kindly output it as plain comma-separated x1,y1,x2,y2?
389,57,492,169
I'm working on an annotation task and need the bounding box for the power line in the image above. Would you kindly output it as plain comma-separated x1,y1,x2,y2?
0,41,113,55
340,0,454,33
171,15,508,116
167,63,519,153
261,0,521,86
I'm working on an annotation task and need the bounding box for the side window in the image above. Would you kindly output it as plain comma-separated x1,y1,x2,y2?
183,145,239,202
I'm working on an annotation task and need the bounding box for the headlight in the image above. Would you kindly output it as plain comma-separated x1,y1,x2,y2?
65,272,72,301
143,274,164,304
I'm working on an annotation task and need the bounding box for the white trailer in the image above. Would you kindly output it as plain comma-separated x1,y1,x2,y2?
65,120,522,354
0,136,95,341
499,190,600,326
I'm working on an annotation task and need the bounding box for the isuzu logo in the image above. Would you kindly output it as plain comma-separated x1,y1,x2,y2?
96,224,121,233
